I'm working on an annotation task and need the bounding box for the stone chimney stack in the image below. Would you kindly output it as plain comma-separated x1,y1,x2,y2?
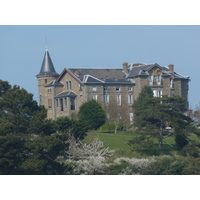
122,62,129,74
168,64,174,74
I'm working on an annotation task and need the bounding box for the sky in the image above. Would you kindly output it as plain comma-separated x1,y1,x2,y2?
0,25,200,109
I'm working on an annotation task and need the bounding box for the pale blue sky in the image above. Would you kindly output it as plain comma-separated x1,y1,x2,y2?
0,25,200,109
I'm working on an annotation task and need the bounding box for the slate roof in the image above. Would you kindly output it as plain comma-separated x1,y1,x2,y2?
68,68,134,84
37,50,59,77
127,63,189,79
55,91,77,98
44,80,64,87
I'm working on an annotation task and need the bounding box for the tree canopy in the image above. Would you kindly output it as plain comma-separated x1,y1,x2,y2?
0,80,68,174
78,99,106,130
129,85,194,153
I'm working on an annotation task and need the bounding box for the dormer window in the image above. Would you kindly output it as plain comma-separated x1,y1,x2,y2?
156,75,162,85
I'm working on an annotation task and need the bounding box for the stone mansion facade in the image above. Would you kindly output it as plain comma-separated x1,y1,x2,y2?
36,49,190,124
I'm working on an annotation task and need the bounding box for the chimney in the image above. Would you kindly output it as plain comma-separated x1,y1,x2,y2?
122,62,129,74
168,64,174,74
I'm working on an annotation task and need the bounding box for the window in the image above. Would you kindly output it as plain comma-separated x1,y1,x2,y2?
92,86,97,92
39,94,42,103
48,89,52,94
148,75,153,86
69,81,72,89
45,79,47,84
129,113,133,123
60,99,64,111
170,78,173,88
156,75,162,85
64,97,68,107
128,94,133,104
116,94,121,105
56,99,59,107
66,81,69,89
48,99,52,109
116,86,121,92
153,90,162,97
70,97,75,110
104,86,109,91
128,86,132,91
92,94,97,100
104,94,109,104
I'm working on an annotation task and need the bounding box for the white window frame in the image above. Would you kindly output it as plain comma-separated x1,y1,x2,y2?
116,94,121,105
104,94,109,104
92,86,97,92
153,90,163,97
128,94,133,105
148,75,153,86
128,86,132,91
92,94,97,100
170,78,173,88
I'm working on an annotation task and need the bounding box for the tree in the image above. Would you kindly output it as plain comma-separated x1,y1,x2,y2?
129,86,193,153
57,134,114,175
104,101,129,134
55,116,88,140
0,84,40,135
0,81,68,174
78,99,106,130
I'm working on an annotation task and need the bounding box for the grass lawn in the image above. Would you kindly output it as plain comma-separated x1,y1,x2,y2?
83,130,200,159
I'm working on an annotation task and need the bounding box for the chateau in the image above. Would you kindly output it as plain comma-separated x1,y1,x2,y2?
36,49,190,124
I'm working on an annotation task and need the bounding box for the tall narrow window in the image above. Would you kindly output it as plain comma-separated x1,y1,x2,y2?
70,97,75,110
45,79,47,84
129,113,133,123
39,94,42,103
56,99,59,107
92,94,97,100
156,75,162,85
104,94,109,104
148,75,153,86
128,94,133,105
60,99,64,111
116,94,121,105
170,78,173,88
65,97,68,107
69,81,72,89
66,81,69,89
104,86,109,91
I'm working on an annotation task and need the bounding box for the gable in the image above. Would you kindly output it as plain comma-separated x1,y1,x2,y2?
57,68,82,84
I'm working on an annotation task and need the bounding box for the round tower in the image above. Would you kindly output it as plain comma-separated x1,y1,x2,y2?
36,49,59,106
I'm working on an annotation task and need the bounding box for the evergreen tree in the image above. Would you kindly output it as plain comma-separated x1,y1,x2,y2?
0,81,68,174
78,99,106,130
129,86,193,153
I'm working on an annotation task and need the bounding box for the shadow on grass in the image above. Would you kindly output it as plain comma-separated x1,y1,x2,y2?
134,143,181,156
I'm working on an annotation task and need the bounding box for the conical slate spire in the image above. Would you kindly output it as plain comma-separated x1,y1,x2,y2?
37,49,59,76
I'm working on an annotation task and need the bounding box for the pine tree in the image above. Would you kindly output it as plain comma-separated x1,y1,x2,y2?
129,86,193,153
